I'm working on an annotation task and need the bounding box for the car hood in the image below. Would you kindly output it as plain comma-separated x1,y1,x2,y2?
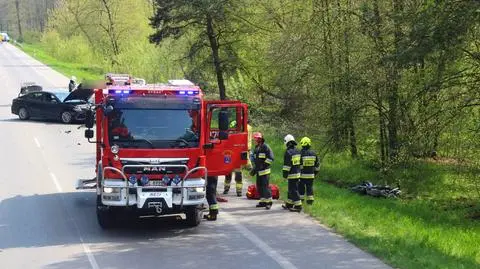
63,88,94,102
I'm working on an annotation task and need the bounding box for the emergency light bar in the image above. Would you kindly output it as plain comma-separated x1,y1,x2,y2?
104,88,200,96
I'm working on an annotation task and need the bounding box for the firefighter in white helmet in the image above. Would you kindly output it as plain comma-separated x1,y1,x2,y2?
282,134,302,212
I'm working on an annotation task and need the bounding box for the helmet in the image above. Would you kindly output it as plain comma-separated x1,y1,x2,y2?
229,120,237,128
284,134,295,145
253,132,263,141
300,137,312,147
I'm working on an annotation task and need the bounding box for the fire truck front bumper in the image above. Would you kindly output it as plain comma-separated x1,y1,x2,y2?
100,178,206,212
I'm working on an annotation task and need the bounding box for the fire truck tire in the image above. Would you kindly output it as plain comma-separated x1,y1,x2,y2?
96,195,117,229
185,206,202,227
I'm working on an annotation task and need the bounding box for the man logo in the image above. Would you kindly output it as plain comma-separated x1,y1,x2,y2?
143,166,166,172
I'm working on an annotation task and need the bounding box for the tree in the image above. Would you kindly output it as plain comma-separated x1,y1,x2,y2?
149,0,246,100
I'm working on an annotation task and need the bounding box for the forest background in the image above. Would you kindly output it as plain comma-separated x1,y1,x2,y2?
1,1,480,268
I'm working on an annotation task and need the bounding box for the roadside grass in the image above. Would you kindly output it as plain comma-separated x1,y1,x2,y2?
20,42,480,269
263,131,480,269
18,42,103,81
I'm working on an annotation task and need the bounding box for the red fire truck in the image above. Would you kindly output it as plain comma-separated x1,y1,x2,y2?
77,79,249,229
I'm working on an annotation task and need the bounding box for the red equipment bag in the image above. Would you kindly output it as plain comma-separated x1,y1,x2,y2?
246,184,280,200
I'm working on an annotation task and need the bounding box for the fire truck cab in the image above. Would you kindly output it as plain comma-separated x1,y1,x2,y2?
78,79,249,229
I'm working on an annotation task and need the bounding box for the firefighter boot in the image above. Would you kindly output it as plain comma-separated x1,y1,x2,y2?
204,208,218,221
265,201,273,210
256,202,266,208
282,200,293,210
236,183,242,197
289,205,302,212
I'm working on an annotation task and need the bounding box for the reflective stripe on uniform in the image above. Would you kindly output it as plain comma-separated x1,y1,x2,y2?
287,173,300,179
302,156,316,166
265,158,273,164
315,167,320,171
293,200,302,206
306,195,314,201
283,165,291,171
258,153,266,158
291,154,301,165
210,204,219,210
258,168,271,176
299,195,305,199
301,173,315,179
285,199,293,204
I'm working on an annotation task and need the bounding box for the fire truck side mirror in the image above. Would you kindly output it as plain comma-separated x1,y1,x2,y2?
85,109,95,129
84,129,94,139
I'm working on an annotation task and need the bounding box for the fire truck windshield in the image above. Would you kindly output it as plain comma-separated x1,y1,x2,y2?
108,108,200,149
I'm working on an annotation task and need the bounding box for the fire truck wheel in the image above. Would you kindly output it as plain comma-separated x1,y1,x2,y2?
185,206,202,227
60,111,73,124
96,195,117,229
18,107,30,120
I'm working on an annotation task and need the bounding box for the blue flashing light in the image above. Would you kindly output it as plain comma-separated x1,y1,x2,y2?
115,90,122,94
187,91,194,95
172,175,181,185
162,175,171,186
129,175,137,185
140,175,149,185
179,91,186,95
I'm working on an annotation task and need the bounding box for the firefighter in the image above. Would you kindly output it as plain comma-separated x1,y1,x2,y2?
250,132,274,209
223,120,253,196
282,134,302,212
204,176,219,221
68,76,77,92
298,137,320,205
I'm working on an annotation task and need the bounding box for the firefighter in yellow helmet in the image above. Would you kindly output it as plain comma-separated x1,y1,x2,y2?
282,134,302,212
223,120,253,196
298,137,320,205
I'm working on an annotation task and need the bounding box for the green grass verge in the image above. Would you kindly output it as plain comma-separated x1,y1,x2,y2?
263,131,480,269
18,42,103,81
20,42,480,269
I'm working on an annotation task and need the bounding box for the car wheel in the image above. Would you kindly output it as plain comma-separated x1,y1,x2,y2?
18,107,30,120
61,111,73,124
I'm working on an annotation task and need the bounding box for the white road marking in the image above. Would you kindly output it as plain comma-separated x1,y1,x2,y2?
49,172,63,193
49,172,100,269
34,137,41,148
222,211,298,269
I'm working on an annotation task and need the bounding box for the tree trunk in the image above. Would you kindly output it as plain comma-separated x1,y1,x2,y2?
206,14,227,100
387,0,403,160
15,0,23,41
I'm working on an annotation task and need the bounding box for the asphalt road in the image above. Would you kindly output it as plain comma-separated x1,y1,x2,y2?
0,42,392,269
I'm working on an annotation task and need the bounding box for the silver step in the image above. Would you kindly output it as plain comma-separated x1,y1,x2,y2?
76,178,97,190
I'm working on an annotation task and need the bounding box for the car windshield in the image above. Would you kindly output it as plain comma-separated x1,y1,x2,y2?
51,91,70,102
108,108,200,149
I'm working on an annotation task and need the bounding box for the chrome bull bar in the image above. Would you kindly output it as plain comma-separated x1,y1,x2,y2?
101,165,208,208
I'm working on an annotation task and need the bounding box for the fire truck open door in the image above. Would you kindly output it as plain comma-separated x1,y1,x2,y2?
204,101,249,176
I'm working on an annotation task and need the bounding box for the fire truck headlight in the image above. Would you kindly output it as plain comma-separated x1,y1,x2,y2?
103,187,120,193
140,175,149,185
128,175,137,185
162,175,171,185
172,175,181,185
111,144,119,154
